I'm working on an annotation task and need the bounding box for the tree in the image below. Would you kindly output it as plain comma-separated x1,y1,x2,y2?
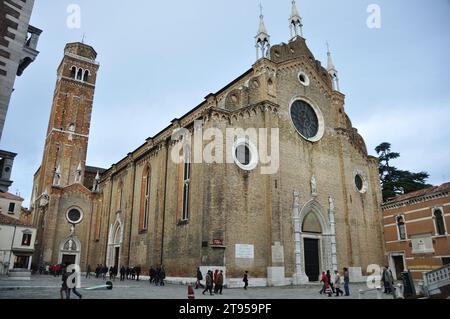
375,142,431,201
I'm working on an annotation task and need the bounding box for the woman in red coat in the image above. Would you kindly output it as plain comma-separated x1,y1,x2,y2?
213,269,219,293
320,272,332,297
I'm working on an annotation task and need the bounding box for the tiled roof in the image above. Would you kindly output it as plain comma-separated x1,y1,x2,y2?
384,182,450,204
0,213,32,227
0,192,24,202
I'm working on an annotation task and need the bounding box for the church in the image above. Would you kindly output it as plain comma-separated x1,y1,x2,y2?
30,1,385,286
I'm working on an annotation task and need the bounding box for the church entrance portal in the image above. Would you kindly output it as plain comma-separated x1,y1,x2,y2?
61,254,76,267
304,238,320,281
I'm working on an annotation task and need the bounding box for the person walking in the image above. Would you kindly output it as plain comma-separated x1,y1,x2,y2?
243,271,249,290
319,271,326,294
202,270,214,295
149,266,155,284
382,266,394,295
102,265,107,280
334,270,344,297
195,267,204,289
131,267,136,280
343,267,350,296
326,270,335,294
60,270,70,299
320,272,332,297
69,269,82,299
213,269,219,293
160,266,166,286
136,265,141,281
217,270,224,295
109,266,114,281
86,265,91,279
120,265,126,281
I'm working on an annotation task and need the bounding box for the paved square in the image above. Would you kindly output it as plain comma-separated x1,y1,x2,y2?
0,275,394,299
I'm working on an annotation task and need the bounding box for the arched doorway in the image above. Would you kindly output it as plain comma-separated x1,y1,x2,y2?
58,237,81,266
107,218,123,268
302,212,323,281
112,224,121,268
292,197,333,284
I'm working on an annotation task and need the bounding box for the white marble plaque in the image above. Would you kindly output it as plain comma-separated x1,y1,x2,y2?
235,244,254,259
271,242,284,263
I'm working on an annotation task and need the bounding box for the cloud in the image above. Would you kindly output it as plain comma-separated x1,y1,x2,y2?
355,101,450,185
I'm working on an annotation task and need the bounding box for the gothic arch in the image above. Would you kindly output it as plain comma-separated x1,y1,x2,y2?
58,236,81,266
297,199,330,235
107,216,124,267
293,198,332,283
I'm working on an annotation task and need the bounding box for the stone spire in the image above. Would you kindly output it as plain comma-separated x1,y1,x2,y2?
92,171,100,192
53,164,61,186
327,43,340,91
289,0,303,39
255,3,270,60
74,162,82,184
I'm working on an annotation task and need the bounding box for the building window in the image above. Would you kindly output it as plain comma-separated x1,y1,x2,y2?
76,68,83,80
21,233,32,246
298,71,310,86
139,165,151,231
182,147,191,221
8,202,15,213
70,66,76,78
66,208,83,224
232,138,259,171
83,70,89,82
397,216,406,240
116,182,123,212
434,209,446,235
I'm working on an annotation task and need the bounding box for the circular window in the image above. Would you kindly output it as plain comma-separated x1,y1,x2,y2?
354,172,368,193
290,99,324,142
355,175,363,191
298,71,310,86
232,139,258,171
66,208,83,224
235,144,251,166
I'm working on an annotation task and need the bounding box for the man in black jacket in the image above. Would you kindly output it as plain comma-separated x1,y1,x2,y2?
195,267,204,289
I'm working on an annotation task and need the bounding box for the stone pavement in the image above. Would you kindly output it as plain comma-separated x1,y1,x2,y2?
0,275,394,299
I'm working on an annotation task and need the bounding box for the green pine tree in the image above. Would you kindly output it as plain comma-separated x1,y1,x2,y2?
375,142,431,201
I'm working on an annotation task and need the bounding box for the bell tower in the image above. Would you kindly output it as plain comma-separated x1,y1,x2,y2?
36,42,99,196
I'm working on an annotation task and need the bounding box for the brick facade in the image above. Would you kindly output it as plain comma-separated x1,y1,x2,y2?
31,37,385,285
382,183,450,280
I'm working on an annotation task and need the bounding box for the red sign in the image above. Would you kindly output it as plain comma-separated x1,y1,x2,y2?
213,239,224,246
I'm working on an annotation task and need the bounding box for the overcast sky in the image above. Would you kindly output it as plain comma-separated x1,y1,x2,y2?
1,0,449,205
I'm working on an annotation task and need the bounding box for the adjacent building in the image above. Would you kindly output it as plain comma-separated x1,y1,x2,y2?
0,0,42,192
30,2,385,286
0,192,36,274
382,182,450,280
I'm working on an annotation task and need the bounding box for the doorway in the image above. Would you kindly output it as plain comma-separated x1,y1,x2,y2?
13,255,30,269
304,238,320,281
114,247,120,268
392,255,405,280
61,254,76,267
